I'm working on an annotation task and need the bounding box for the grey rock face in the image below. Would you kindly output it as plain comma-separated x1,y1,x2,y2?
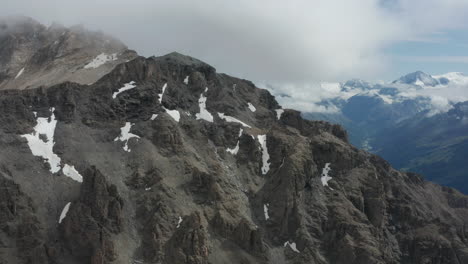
0,22,468,264
0,16,137,91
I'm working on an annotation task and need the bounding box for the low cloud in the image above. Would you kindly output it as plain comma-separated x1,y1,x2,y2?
1,1,468,94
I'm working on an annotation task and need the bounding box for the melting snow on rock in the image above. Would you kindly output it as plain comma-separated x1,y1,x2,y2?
150,114,158,121
21,108,61,173
62,164,83,183
184,76,189,85
114,122,140,152
195,88,214,122
15,67,25,79
275,109,284,120
164,108,180,122
284,241,300,253
113,81,136,99
218,113,252,128
264,204,270,220
84,53,118,69
320,163,333,188
58,202,71,223
158,83,168,103
247,102,256,112
227,128,243,155
258,135,270,174
176,216,183,228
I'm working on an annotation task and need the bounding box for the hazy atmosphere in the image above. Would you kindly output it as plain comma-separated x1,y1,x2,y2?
3,0,468,84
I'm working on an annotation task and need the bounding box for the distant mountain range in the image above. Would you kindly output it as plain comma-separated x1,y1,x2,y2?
289,71,468,193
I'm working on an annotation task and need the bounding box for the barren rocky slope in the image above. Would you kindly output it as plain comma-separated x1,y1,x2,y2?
1,19,468,264
0,16,137,90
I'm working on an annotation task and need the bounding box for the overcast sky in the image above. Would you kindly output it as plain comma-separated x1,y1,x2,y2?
2,0,468,85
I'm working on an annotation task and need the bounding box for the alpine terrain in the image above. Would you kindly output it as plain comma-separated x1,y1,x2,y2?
1,17,468,264
298,71,468,193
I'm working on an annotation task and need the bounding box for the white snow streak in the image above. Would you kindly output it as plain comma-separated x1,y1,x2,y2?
195,88,214,122
84,53,118,69
257,135,270,174
227,128,243,155
320,163,333,188
275,109,284,120
164,108,181,122
176,216,183,228
218,113,252,128
158,83,168,103
62,164,83,183
264,204,270,220
184,76,189,84
247,102,256,112
283,241,300,253
150,114,158,121
21,108,61,173
15,67,25,79
113,81,136,99
226,141,240,155
114,122,140,152
59,202,71,223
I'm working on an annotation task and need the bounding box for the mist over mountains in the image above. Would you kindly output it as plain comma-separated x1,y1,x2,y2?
271,71,468,193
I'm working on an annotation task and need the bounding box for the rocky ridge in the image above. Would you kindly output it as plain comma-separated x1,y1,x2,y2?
0,16,137,90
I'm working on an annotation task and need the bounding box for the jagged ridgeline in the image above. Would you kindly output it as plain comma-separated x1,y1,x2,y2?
1,19,468,264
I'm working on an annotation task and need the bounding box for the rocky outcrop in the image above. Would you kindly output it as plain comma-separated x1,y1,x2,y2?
0,169,47,264
59,167,124,264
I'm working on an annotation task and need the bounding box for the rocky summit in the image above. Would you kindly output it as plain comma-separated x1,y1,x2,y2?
1,18,468,264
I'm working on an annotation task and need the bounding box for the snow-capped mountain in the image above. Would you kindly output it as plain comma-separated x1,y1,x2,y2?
295,71,468,193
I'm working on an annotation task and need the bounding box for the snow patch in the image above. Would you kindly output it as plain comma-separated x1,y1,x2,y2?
84,53,118,69
158,83,168,103
15,67,25,79
164,108,180,122
227,128,243,155
21,108,61,173
176,216,183,228
320,163,333,188
184,76,189,84
113,81,136,99
257,135,270,174
247,102,256,112
227,141,240,155
195,88,214,122
114,122,140,152
264,204,270,220
150,114,158,121
218,113,252,128
275,109,284,120
59,202,71,223
62,164,83,183
283,241,300,253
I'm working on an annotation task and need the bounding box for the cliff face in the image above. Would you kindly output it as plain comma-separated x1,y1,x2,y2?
1,20,468,264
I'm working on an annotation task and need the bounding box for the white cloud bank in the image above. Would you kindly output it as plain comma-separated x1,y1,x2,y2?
2,0,468,84
2,0,468,114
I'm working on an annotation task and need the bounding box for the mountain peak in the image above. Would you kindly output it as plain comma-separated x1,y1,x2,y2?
393,71,439,87
0,17,137,90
